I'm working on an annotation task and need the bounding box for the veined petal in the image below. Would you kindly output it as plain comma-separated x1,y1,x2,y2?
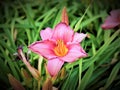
52,23,74,43
47,58,64,76
60,44,87,62
28,40,57,59
101,16,120,29
73,33,87,43
40,28,53,40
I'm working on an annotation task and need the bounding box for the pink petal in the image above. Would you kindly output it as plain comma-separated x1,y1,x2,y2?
47,58,64,76
60,44,87,62
101,16,120,29
40,28,53,40
110,9,120,18
28,40,57,59
52,23,74,43
73,33,87,43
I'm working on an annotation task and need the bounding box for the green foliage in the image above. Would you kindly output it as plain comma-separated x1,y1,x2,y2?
0,0,120,90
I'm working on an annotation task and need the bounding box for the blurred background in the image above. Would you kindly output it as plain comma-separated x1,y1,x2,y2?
0,0,120,90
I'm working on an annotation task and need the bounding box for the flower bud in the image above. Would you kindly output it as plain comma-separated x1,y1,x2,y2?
17,46,40,80
60,67,66,80
61,7,69,25
8,74,25,90
42,78,52,90
21,68,32,87
27,64,40,80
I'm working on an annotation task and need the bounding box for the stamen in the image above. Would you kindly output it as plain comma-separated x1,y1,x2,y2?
54,40,68,56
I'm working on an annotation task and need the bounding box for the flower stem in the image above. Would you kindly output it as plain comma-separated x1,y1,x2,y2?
38,80,41,90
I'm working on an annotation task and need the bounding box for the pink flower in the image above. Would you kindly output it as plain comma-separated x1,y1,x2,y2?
101,9,120,29
28,23,87,76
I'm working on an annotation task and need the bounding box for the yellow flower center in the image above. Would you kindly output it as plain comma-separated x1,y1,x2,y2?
54,40,68,57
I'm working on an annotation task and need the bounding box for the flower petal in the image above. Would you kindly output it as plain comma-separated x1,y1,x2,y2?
28,40,57,59
52,23,74,43
40,28,53,40
101,16,120,29
73,33,87,43
110,9,120,18
60,44,87,62
47,58,64,76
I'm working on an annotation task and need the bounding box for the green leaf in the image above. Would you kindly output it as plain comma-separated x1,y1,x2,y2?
104,62,120,89
74,4,90,32
79,64,94,90
61,68,78,90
